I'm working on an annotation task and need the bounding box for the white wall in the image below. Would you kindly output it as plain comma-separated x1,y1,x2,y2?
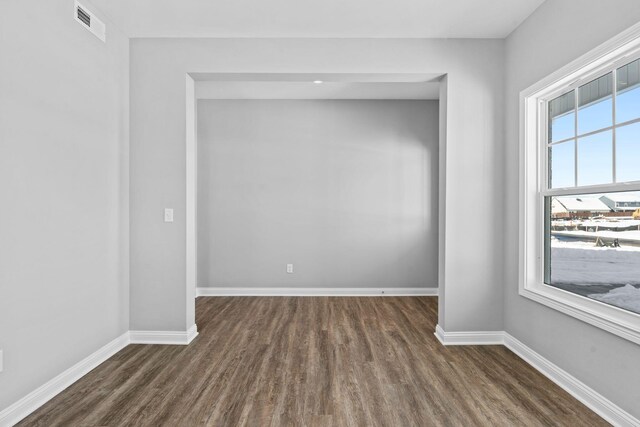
130,38,504,332
504,0,640,418
0,0,129,412
197,99,439,289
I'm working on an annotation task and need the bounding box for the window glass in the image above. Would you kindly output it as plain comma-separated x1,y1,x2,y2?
616,122,640,182
577,130,613,186
616,58,640,124
549,90,575,142
545,191,640,315
549,140,575,188
578,73,613,135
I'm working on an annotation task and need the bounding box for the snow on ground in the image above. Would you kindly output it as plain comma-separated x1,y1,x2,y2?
550,237,640,314
579,220,640,229
588,285,640,313
552,229,640,243
551,237,640,252
551,238,640,286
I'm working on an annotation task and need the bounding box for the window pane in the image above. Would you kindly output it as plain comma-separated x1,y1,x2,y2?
578,73,613,135
549,140,575,188
616,58,640,124
577,130,612,186
545,191,640,315
616,121,640,182
549,90,575,142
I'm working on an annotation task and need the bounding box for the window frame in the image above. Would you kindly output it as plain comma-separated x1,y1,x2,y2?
520,23,640,346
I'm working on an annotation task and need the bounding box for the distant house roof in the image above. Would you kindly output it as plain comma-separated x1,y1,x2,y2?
599,193,640,211
600,193,640,202
551,198,568,214
555,197,610,212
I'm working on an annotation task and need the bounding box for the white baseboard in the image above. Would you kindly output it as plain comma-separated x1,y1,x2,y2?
0,332,130,427
434,324,505,345
503,334,639,427
433,326,639,427
0,325,200,426
129,324,198,345
196,286,438,297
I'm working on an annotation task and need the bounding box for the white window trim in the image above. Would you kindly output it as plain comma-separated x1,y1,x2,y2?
519,22,640,346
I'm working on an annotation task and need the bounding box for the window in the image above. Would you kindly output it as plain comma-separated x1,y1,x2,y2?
520,25,640,345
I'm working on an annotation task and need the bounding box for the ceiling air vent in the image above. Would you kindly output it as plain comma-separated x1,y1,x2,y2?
74,1,106,42
77,6,91,26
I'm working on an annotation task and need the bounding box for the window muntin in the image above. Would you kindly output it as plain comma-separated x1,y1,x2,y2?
544,57,640,317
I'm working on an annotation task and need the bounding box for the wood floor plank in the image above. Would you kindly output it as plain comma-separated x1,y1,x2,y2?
18,297,609,427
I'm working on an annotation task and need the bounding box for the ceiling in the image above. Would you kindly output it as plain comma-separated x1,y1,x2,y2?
91,0,544,39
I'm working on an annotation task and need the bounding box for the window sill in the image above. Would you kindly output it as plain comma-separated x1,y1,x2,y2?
519,283,640,346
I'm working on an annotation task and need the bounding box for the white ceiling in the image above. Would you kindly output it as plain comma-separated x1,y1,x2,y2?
92,0,544,39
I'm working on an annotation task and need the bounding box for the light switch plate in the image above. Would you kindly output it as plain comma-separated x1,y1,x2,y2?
164,208,174,223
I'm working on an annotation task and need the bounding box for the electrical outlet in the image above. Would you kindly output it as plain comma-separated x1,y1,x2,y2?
0,350,3,373
164,208,174,223
286,264,294,274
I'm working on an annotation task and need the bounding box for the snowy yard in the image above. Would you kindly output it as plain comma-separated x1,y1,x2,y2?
550,237,640,314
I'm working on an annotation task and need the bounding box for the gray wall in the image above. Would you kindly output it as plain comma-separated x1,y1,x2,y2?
504,0,640,418
0,0,129,412
197,100,439,289
130,38,504,333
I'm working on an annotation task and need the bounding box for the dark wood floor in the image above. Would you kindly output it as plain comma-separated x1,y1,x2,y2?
20,297,607,426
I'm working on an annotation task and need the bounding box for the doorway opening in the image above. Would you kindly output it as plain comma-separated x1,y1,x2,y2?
185,73,447,331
